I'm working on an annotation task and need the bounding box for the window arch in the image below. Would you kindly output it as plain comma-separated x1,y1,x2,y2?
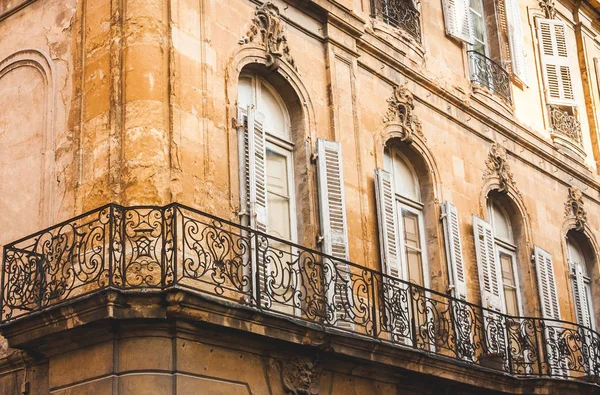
567,231,596,329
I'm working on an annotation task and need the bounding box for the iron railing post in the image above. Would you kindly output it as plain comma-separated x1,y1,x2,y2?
410,283,417,348
505,315,514,375
108,205,114,288
536,319,544,377
371,271,378,339
254,231,261,309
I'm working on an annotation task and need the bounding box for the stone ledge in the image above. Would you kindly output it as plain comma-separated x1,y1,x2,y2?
1,288,598,394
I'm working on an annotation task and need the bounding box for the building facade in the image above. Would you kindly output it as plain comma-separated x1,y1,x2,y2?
1,0,600,393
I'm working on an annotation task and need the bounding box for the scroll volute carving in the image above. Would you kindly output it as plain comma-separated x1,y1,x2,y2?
565,186,587,232
483,142,518,194
383,84,424,144
239,2,296,71
280,357,322,395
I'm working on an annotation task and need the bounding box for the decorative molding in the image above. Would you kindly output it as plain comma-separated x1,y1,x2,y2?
239,2,296,71
482,143,518,194
383,84,424,143
279,357,322,395
539,0,556,19
564,186,587,232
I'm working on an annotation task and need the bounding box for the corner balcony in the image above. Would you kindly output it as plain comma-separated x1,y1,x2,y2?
2,204,599,385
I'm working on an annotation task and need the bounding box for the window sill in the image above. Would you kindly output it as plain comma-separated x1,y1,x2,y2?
550,130,587,163
471,84,514,114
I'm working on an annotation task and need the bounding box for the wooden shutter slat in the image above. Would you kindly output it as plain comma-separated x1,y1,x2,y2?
375,168,401,278
473,216,503,312
317,139,349,260
443,202,468,300
538,19,575,105
574,264,592,328
534,246,560,320
442,0,474,44
505,0,528,83
247,109,268,232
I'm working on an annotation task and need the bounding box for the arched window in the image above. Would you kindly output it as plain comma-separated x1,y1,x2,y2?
488,200,521,316
238,74,296,243
485,200,522,316
377,148,428,287
567,233,595,329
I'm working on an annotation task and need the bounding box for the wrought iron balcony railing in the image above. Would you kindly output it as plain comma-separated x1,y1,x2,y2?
549,105,583,146
371,0,422,44
467,50,512,104
2,203,600,381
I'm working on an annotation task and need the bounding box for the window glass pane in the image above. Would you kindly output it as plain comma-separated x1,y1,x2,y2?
402,210,424,286
392,152,419,201
267,149,291,241
567,237,587,275
500,254,515,287
260,83,288,139
469,0,483,14
407,249,424,286
238,77,253,109
504,287,519,316
403,211,421,249
491,203,512,242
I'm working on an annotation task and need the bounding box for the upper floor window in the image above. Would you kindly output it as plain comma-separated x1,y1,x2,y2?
371,0,422,44
442,0,528,104
536,18,583,152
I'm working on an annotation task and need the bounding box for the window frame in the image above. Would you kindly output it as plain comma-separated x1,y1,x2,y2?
487,201,523,316
385,149,430,289
567,237,596,330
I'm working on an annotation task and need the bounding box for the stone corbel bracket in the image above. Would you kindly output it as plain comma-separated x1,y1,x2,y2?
239,2,297,71
383,84,425,144
564,186,587,232
482,142,520,196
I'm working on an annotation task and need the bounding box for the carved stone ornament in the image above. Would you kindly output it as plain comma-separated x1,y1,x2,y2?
383,84,425,143
539,0,556,19
564,186,587,232
280,357,322,395
239,2,296,71
482,142,517,194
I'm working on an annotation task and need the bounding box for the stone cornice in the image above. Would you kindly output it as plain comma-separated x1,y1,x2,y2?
3,289,598,393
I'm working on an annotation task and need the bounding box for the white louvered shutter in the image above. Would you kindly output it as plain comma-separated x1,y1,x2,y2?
535,246,567,377
317,139,349,260
442,0,474,44
473,216,503,313
505,0,528,84
238,107,251,220
375,168,402,278
442,202,468,301
573,264,592,328
318,139,353,330
534,246,560,320
538,19,575,105
247,109,268,232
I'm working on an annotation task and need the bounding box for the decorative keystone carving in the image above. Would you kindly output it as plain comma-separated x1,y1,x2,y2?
280,357,322,395
483,143,517,194
239,2,296,71
383,84,424,143
539,0,556,19
565,186,587,232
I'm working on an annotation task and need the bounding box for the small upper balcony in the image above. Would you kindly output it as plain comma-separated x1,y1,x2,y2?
371,0,422,44
1,203,599,385
467,50,512,105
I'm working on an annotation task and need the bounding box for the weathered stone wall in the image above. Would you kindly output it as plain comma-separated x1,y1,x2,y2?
2,0,600,393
